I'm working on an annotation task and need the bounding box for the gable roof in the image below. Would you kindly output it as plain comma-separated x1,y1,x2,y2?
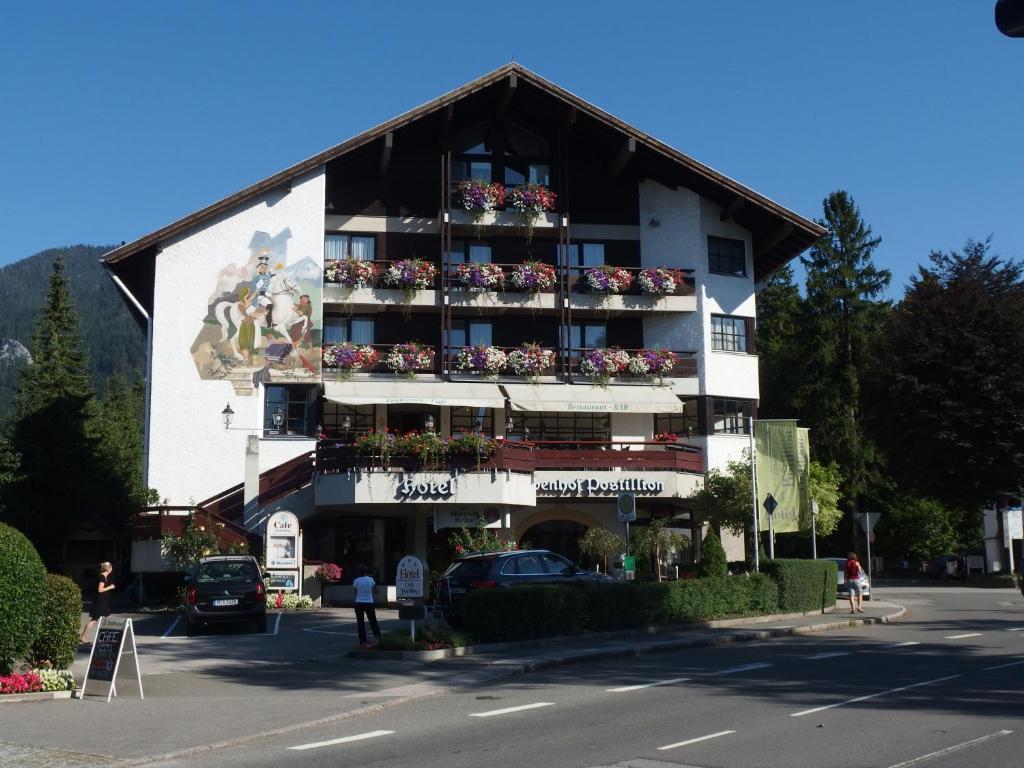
103,63,824,277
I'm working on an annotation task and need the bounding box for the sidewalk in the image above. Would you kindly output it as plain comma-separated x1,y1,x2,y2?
0,601,904,768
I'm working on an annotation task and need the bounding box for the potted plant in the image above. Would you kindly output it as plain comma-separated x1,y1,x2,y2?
454,261,505,291
506,342,555,382
355,430,397,468
458,180,505,235
579,347,630,386
627,348,677,382
508,261,557,293
507,183,556,242
637,267,684,297
314,562,343,582
456,343,508,378
584,265,634,294
384,342,435,378
396,431,448,470
321,342,379,379
324,257,378,287
382,258,437,290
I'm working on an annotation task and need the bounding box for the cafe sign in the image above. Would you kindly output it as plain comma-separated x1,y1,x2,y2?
536,476,665,496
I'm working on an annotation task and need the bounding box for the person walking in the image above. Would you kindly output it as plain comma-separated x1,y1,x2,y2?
80,562,116,644
844,552,865,614
353,565,381,649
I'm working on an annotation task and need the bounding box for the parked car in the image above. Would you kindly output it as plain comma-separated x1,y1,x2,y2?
436,549,612,621
824,557,871,601
184,555,267,636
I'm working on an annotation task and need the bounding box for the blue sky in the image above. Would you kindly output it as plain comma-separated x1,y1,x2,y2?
2,2,1020,297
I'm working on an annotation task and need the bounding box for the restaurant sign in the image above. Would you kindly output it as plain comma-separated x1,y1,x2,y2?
536,477,665,495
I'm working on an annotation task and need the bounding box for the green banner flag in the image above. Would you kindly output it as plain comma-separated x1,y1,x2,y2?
755,420,803,533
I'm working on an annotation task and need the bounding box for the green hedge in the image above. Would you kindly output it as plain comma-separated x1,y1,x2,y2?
0,523,48,675
30,575,82,670
698,531,728,577
760,558,836,613
462,574,780,642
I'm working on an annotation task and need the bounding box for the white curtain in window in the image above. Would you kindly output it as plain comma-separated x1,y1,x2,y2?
350,318,374,344
323,318,347,344
468,244,491,263
324,234,348,261
350,236,374,261
468,322,492,346
581,243,605,267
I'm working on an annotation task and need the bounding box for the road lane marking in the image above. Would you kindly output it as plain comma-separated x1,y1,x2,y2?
997,601,1018,607
804,651,852,660
272,613,282,636
790,675,961,718
713,662,772,675
983,659,1024,671
658,730,735,751
469,702,555,717
1006,627,1024,632
161,617,181,638
945,633,982,639
301,623,359,637
884,641,920,648
606,677,689,692
884,730,1012,768
288,730,395,751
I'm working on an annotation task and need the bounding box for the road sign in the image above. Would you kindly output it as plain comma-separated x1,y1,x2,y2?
617,493,637,523
854,512,882,533
395,556,424,600
762,494,778,516
623,555,636,581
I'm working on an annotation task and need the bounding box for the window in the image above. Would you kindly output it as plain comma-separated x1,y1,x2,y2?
448,320,492,349
447,240,492,264
322,403,374,438
654,398,699,437
540,553,573,575
502,554,545,575
505,161,551,187
324,234,375,261
708,236,746,276
565,242,605,267
711,315,750,353
451,406,493,437
264,385,318,437
513,411,610,444
570,322,607,350
711,398,753,434
452,142,493,183
323,316,374,345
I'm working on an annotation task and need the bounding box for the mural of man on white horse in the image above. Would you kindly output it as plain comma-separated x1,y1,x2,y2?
190,228,323,388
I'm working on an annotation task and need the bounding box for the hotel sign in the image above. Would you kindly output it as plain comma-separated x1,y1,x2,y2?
536,477,665,496
397,476,457,499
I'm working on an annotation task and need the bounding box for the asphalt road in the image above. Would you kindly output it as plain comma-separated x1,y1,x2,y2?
157,586,1024,768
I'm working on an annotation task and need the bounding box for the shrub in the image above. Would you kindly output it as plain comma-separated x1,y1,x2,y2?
0,523,47,675
463,585,590,642
698,530,728,578
760,558,837,613
29,575,81,670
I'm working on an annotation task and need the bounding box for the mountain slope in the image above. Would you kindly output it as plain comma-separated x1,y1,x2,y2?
0,245,145,419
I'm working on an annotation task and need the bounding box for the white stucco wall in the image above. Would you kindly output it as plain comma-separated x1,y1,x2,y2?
692,434,752,474
611,412,653,443
148,168,325,503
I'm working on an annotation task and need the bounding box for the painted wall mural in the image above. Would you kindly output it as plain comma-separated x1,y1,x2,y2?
191,229,323,394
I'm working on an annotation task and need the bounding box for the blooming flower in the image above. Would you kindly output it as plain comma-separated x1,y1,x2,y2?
506,343,555,381
322,343,379,374
458,180,506,212
325,258,378,287
456,344,508,376
454,262,505,290
385,343,435,375
584,265,633,294
382,259,437,290
637,267,685,296
627,348,676,379
508,261,557,292
579,348,630,385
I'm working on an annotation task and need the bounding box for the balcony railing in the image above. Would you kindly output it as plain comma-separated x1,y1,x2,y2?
323,259,440,290
443,345,559,379
316,439,703,475
567,265,695,297
443,263,558,294
322,343,438,376
567,348,698,380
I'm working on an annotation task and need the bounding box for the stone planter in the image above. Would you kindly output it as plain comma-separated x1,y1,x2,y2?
1,690,74,703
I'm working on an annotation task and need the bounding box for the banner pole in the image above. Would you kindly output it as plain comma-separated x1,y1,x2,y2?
748,415,759,573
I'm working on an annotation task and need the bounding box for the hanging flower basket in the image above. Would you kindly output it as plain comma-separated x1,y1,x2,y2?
584,265,634,294
324,258,379,287
508,261,557,292
637,267,684,296
579,347,630,386
382,259,437,290
385,342,435,377
456,344,508,377
627,348,677,380
506,343,556,382
454,262,505,290
507,184,556,242
458,180,506,236
322,343,379,378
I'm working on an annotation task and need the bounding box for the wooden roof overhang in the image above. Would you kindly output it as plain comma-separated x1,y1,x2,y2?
104,63,824,291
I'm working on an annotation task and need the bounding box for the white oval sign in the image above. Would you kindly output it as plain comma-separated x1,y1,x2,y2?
395,555,424,600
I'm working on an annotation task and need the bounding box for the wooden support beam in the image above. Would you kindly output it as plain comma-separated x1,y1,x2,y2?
755,222,794,258
378,132,393,177
720,196,745,222
608,137,636,177
495,73,518,120
438,105,454,149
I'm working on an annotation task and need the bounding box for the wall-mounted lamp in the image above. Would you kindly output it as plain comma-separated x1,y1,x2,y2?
341,415,353,433
272,406,285,430
222,403,234,430
424,414,436,433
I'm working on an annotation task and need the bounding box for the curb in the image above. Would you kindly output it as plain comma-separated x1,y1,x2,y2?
0,690,74,704
112,603,905,767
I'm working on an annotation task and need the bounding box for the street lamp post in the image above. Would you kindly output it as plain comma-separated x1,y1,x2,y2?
747,414,759,573
222,403,235,430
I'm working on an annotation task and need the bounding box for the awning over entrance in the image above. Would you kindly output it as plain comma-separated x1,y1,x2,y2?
502,384,683,414
324,381,506,409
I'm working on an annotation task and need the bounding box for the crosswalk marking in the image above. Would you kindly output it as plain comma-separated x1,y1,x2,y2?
790,675,960,718
606,676,689,692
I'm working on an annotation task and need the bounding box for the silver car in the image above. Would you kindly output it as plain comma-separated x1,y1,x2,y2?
825,557,871,601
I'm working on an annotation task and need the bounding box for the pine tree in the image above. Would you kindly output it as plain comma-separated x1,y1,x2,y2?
798,191,891,514
756,264,804,418
94,375,156,511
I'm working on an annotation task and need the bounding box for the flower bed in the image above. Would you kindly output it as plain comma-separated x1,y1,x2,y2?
1,670,75,695
506,343,555,381
579,348,630,385
637,267,685,296
584,265,633,294
324,258,378,287
508,261,557,292
454,262,505,290
322,343,379,377
626,348,676,379
384,342,435,376
456,344,508,377
266,593,314,610
382,259,437,290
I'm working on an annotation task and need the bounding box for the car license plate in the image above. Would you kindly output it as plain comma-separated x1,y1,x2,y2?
450,587,466,595
213,598,238,607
